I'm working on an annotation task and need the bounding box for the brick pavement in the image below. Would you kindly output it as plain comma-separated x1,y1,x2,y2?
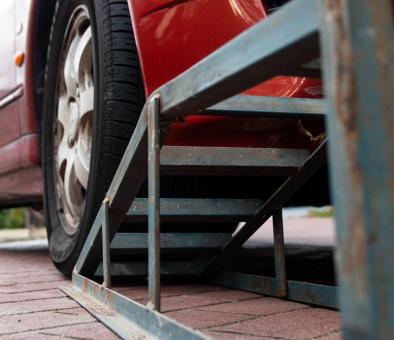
0,246,341,339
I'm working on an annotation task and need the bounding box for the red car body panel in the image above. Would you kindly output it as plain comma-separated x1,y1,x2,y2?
128,0,321,147
0,0,321,205
0,0,41,204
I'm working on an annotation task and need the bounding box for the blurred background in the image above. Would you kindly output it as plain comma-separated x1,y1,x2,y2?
0,208,46,242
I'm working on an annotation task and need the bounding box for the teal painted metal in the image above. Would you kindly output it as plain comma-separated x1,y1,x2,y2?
147,95,161,312
160,146,310,176
203,95,326,118
78,0,321,276
110,233,231,251
273,210,287,297
62,273,207,340
204,140,327,273
125,198,264,223
209,270,338,309
95,258,209,277
65,0,393,338
321,0,394,338
102,199,111,288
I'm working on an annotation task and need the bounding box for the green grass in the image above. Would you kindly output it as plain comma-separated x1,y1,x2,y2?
308,206,334,218
0,208,25,229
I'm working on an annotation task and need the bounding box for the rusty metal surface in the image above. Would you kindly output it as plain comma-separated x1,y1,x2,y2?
209,270,338,309
202,95,326,119
273,210,287,297
68,0,394,338
147,95,161,312
204,139,327,273
321,0,394,338
63,273,207,340
125,198,264,223
77,0,322,277
160,146,310,176
102,199,111,289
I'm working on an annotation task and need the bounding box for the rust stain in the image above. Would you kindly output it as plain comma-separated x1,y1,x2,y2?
82,277,89,293
325,0,367,285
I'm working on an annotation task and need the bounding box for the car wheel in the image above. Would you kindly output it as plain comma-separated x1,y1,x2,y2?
42,0,144,275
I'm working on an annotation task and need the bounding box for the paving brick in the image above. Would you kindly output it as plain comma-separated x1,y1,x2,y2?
1,332,58,339
0,280,68,294
0,243,342,339
318,331,342,340
114,286,148,301
207,330,271,339
161,284,225,296
117,284,226,302
0,289,65,304
0,297,78,316
200,297,308,316
43,322,120,339
0,274,64,285
211,308,341,339
0,307,95,335
4,322,120,340
0,270,58,280
190,289,261,302
159,294,231,312
167,308,253,330
0,266,53,274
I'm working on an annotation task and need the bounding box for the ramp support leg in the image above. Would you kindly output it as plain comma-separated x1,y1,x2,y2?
147,94,161,312
102,198,111,289
273,209,287,297
321,0,394,338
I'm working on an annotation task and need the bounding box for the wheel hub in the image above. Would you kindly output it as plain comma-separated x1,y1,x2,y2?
54,5,94,235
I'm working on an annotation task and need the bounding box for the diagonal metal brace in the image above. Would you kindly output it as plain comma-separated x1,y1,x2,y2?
204,139,328,274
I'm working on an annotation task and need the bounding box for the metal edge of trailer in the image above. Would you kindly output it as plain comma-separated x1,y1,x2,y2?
159,146,311,177
320,0,394,338
61,273,208,340
76,0,322,277
64,0,394,338
208,270,338,309
110,233,232,251
202,96,326,119
125,198,265,222
204,139,327,273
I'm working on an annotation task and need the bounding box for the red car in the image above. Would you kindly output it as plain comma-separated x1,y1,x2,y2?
0,0,322,274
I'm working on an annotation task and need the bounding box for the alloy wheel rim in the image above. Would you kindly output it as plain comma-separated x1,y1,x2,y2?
54,5,93,235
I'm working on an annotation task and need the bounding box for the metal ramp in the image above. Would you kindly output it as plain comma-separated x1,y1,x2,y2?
62,0,394,339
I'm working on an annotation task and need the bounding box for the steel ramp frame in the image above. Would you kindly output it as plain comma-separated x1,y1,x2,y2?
62,0,394,339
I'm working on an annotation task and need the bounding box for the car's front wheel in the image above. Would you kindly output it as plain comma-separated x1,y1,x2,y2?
42,0,144,275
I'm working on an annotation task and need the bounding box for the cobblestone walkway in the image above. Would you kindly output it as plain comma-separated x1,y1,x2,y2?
0,245,341,339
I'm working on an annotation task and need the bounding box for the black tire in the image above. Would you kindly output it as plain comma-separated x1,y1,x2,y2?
42,0,144,275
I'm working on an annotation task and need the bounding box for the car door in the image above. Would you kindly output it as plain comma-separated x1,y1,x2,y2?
0,1,21,170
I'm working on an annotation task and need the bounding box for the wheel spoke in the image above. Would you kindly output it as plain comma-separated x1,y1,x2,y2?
63,153,83,218
74,27,92,84
63,38,79,97
74,147,90,189
57,137,69,170
57,95,69,130
79,86,94,119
